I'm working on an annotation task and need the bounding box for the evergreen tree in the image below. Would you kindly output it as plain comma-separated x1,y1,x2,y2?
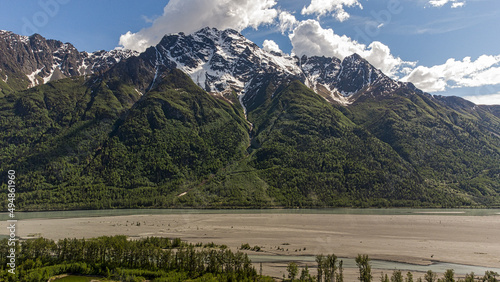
356,254,372,282
391,270,403,282
316,254,325,282
464,272,475,282
444,269,455,282
483,271,499,282
425,270,437,282
287,262,299,281
300,265,313,282
406,272,414,282
336,260,344,282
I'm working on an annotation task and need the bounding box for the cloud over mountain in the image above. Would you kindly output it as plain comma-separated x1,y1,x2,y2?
119,0,278,52
289,19,413,77
262,39,282,53
463,93,500,105
278,11,298,33
402,55,500,92
114,0,499,104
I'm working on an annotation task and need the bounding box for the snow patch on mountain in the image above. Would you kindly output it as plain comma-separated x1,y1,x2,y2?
0,30,139,89
1,28,414,108
148,27,409,107
27,67,44,87
153,28,304,100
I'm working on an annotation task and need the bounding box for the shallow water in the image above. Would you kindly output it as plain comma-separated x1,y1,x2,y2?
248,254,500,275
2,208,500,220
2,208,499,276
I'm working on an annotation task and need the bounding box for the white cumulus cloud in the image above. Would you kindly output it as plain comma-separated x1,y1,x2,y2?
119,0,278,52
428,0,466,8
301,0,363,22
451,2,465,8
402,55,500,92
463,93,500,105
289,20,414,77
262,39,282,53
401,66,448,92
278,11,298,34
361,42,416,77
290,19,365,60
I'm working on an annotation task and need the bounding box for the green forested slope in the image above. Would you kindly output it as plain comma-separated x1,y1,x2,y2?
348,90,500,206
179,81,487,208
243,81,469,207
0,71,499,210
0,70,254,210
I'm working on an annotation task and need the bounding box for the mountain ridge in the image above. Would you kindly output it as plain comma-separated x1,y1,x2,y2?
0,29,137,95
1,28,426,107
0,27,499,210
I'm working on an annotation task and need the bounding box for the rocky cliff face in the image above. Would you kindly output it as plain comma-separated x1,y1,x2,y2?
118,27,419,109
0,30,137,92
0,28,421,108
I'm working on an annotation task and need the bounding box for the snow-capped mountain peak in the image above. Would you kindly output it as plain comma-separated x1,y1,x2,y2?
1,28,415,107
151,27,302,95
146,27,411,106
0,30,138,89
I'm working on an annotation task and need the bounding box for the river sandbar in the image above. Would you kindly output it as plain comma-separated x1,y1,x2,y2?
4,212,500,280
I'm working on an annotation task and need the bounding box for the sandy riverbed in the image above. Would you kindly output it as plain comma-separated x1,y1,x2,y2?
4,213,500,280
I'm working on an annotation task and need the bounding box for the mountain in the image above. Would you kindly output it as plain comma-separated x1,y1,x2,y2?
130,27,419,108
0,27,425,106
0,28,499,210
0,30,137,95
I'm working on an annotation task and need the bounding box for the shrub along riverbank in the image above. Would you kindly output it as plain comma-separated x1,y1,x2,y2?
0,235,498,281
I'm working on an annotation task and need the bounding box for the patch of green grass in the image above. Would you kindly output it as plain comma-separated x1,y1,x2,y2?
53,275,105,282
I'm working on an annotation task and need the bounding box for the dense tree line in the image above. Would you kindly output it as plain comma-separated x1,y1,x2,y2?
283,254,498,282
0,236,261,282
0,237,498,282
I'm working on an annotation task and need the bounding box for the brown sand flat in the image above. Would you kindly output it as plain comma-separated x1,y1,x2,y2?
4,213,500,280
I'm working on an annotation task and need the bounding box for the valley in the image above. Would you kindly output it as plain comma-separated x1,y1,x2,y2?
1,1,500,281
1,27,499,209
2,209,500,281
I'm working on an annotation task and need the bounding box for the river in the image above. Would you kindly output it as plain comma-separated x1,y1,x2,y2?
2,208,499,278
2,208,500,220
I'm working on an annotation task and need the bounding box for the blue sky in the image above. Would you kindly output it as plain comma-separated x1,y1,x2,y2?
1,0,499,104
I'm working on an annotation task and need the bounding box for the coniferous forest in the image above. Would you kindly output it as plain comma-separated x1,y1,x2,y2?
1,70,499,211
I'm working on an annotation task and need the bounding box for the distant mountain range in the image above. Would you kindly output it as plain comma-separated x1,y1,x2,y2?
0,27,499,210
